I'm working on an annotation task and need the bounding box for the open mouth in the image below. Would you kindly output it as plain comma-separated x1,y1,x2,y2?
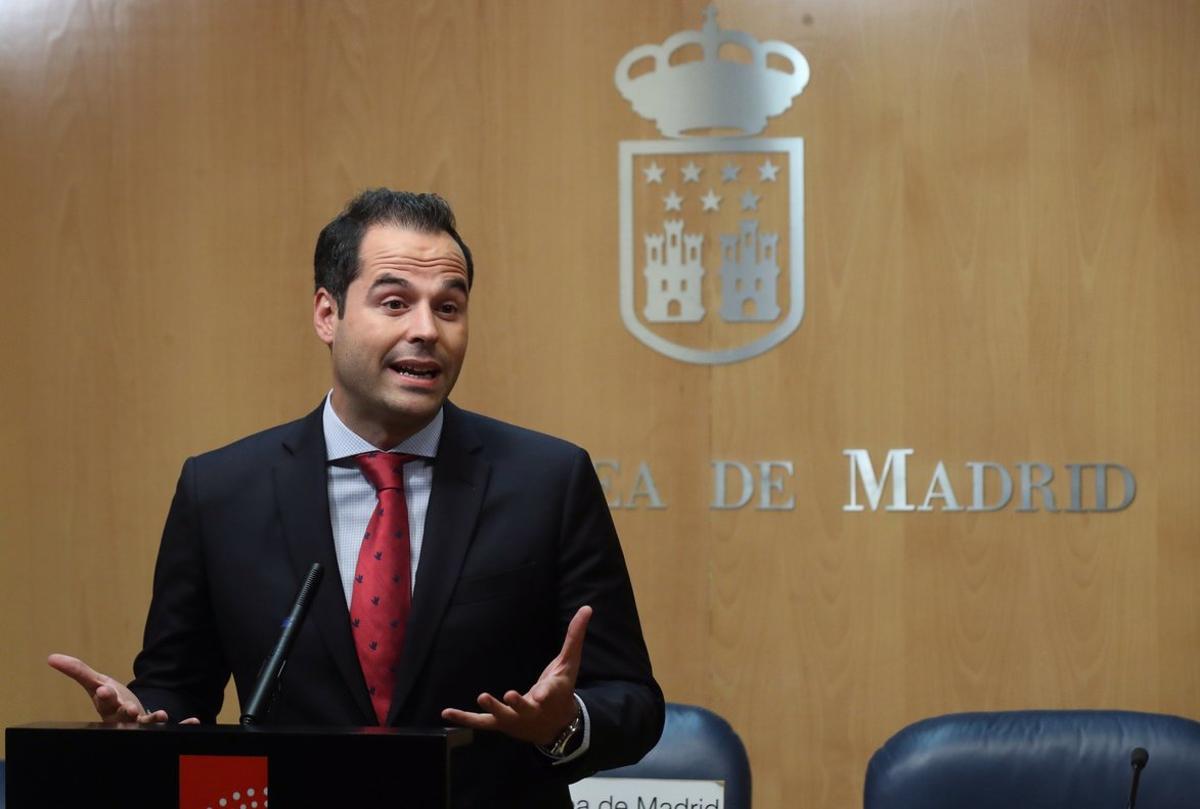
389,360,441,380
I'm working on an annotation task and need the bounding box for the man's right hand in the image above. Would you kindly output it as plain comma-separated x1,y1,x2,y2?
47,653,198,725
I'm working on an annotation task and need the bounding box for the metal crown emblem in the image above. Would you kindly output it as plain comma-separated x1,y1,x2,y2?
614,5,810,137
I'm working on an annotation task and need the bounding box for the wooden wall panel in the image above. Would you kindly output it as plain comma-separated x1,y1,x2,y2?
2,2,1198,807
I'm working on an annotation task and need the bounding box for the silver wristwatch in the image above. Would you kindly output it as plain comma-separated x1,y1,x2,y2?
543,710,583,757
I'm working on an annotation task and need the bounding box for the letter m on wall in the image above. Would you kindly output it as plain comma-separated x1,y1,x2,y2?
843,449,915,512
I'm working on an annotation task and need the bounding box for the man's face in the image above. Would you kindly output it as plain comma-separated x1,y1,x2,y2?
314,223,470,446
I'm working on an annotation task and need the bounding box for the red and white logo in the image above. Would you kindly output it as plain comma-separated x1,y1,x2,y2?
179,755,268,809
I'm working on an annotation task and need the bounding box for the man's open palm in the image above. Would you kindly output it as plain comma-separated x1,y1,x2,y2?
47,653,197,725
441,605,591,745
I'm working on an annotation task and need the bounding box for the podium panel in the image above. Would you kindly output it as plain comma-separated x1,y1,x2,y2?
5,722,471,808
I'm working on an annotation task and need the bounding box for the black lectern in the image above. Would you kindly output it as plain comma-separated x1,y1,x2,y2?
5,722,471,808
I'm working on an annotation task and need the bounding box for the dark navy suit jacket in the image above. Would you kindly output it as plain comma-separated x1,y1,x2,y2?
130,401,664,807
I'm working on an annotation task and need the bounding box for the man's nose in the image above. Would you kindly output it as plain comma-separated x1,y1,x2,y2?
406,302,440,343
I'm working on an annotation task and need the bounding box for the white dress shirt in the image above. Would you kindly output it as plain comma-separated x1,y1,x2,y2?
322,394,441,607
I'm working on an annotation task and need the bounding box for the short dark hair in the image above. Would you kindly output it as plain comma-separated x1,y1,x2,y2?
313,188,474,315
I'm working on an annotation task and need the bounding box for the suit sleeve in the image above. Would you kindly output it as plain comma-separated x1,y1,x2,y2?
128,457,230,723
552,448,665,779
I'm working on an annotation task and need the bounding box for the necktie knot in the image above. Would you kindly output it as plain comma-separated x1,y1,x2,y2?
354,452,416,493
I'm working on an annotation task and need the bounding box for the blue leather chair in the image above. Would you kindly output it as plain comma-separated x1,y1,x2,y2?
865,710,1200,809
600,702,752,808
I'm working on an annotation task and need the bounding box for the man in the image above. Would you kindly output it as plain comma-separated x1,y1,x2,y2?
50,189,664,807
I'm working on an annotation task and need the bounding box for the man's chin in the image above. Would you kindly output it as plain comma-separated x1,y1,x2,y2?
381,389,446,424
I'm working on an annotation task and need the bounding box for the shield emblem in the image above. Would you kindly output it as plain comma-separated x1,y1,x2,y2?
618,136,804,364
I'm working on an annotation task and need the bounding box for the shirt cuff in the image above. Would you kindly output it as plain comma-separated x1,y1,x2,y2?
540,693,591,765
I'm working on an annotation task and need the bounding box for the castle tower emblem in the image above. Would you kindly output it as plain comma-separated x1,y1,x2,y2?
614,5,809,364
644,220,705,322
720,220,780,322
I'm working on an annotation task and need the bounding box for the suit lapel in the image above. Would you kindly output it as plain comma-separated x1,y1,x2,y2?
389,402,490,720
275,404,375,724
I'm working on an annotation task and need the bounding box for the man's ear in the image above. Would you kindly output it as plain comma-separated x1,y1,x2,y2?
313,288,339,347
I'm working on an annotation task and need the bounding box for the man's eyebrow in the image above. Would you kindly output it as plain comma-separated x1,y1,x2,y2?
367,273,469,295
368,273,409,292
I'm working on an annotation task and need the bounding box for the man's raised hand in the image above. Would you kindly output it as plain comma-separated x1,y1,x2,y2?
47,653,198,725
441,605,592,746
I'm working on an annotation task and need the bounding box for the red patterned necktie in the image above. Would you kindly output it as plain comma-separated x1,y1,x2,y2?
350,451,416,725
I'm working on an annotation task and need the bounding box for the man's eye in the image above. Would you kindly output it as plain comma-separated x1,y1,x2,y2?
383,299,406,310
439,303,460,315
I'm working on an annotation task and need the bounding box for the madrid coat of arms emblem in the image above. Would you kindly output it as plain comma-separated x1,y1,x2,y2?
615,6,810,364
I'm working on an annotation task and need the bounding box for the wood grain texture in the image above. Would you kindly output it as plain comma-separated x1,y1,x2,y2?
2,2,1198,807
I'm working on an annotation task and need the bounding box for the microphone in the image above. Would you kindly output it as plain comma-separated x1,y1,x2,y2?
240,563,324,726
1127,746,1149,809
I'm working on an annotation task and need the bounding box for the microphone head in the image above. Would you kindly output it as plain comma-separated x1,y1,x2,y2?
1130,747,1150,769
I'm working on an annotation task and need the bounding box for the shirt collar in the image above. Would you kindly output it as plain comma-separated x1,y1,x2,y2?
322,391,443,461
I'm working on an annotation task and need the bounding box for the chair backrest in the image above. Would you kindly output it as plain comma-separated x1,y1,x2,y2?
864,710,1200,809
597,702,752,808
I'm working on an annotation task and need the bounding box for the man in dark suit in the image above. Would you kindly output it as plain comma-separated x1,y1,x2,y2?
50,189,664,807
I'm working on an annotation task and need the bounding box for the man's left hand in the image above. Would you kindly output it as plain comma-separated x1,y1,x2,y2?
441,605,591,745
